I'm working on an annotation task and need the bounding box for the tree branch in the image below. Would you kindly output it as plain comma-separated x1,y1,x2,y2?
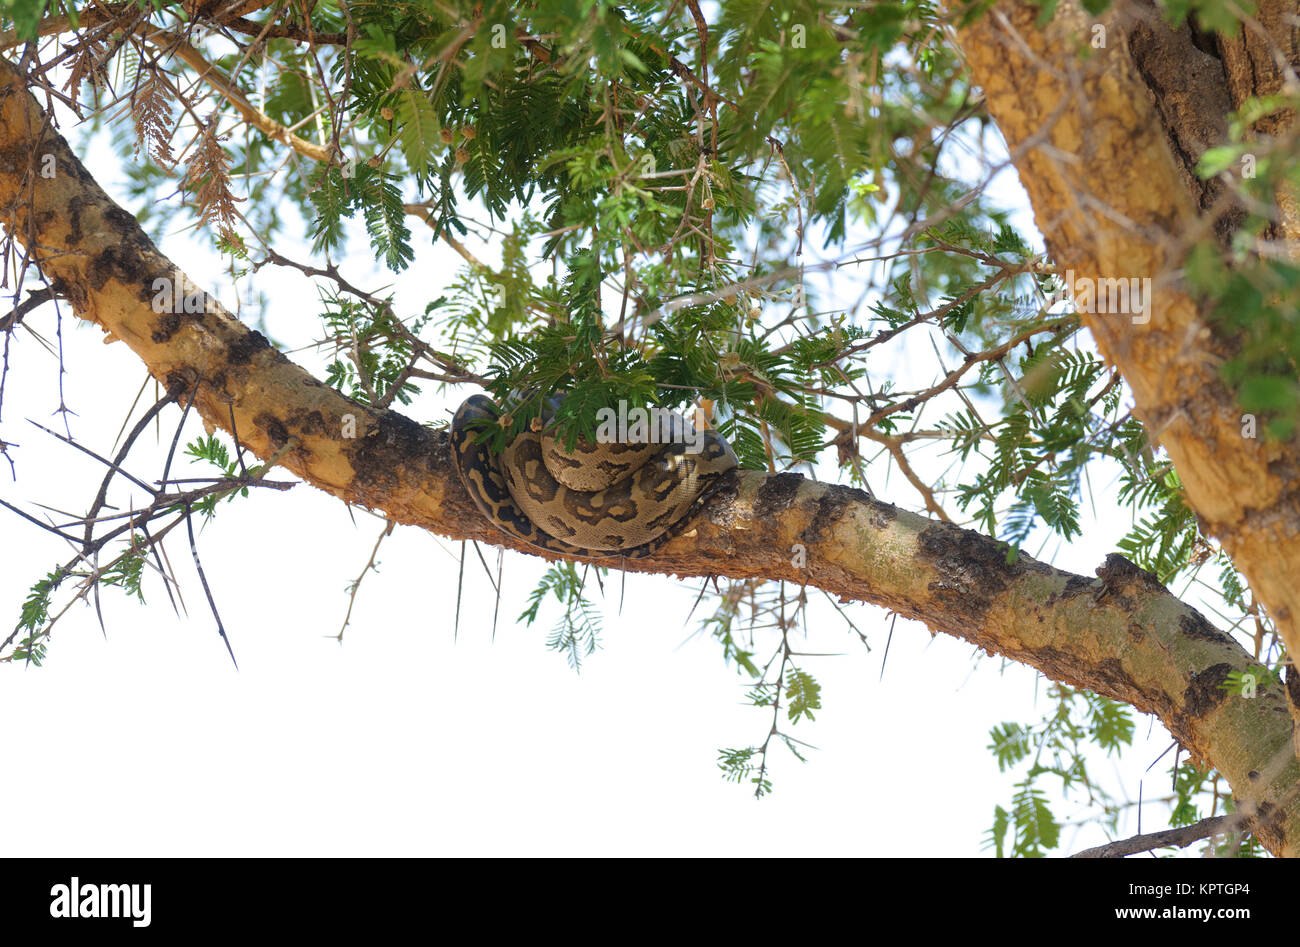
142,27,333,163
0,0,280,50
1071,813,1254,857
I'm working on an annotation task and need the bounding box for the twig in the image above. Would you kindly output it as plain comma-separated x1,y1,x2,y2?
335,518,395,641
1070,814,1252,858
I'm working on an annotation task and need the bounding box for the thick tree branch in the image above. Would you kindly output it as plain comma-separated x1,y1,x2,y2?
0,55,1297,854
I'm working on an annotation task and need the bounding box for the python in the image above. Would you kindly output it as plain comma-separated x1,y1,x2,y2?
594,400,705,454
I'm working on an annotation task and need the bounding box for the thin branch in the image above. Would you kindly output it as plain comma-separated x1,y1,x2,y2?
142,27,333,163
1070,814,1252,858
335,518,395,641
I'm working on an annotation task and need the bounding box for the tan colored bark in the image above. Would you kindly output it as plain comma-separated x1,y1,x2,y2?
954,0,1300,734
1,51,1298,851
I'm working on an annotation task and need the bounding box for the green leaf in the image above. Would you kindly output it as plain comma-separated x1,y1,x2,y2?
396,89,441,178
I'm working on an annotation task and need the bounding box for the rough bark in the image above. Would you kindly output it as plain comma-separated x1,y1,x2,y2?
1124,1,1240,238
1,49,1298,851
954,0,1300,741
1216,0,1300,138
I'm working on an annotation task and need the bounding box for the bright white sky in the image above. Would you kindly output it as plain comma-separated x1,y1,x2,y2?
0,85,1211,857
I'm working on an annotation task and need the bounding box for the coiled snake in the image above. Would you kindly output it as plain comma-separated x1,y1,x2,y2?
450,393,739,558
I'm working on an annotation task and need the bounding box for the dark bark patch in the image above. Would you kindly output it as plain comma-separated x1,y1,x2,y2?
103,204,143,237
753,472,804,519
285,409,329,437
1097,553,1167,593
64,195,86,246
87,242,153,293
1286,660,1300,713
164,368,198,398
1064,574,1094,595
1096,657,1147,700
867,500,898,529
350,409,435,489
1184,662,1232,718
1178,611,1232,645
152,312,181,344
801,487,850,543
1045,573,1096,608
51,143,95,187
702,469,741,528
1093,554,1166,610
254,412,291,449
0,139,47,179
81,205,165,298
226,329,272,365
48,275,87,311
918,522,1026,617
802,494,847,543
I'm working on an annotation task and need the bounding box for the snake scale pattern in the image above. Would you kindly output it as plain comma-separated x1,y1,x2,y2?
450,394,739,558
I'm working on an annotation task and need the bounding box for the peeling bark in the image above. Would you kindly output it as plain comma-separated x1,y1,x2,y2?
1,51,1298,852
954,0,1300,747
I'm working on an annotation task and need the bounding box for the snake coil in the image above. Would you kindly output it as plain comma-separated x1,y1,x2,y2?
450,393,738,558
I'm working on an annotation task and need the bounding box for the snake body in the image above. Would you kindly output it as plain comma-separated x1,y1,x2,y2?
450,394,738,558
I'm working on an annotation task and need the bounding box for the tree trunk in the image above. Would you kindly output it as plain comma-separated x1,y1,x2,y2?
954,0,1300,745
